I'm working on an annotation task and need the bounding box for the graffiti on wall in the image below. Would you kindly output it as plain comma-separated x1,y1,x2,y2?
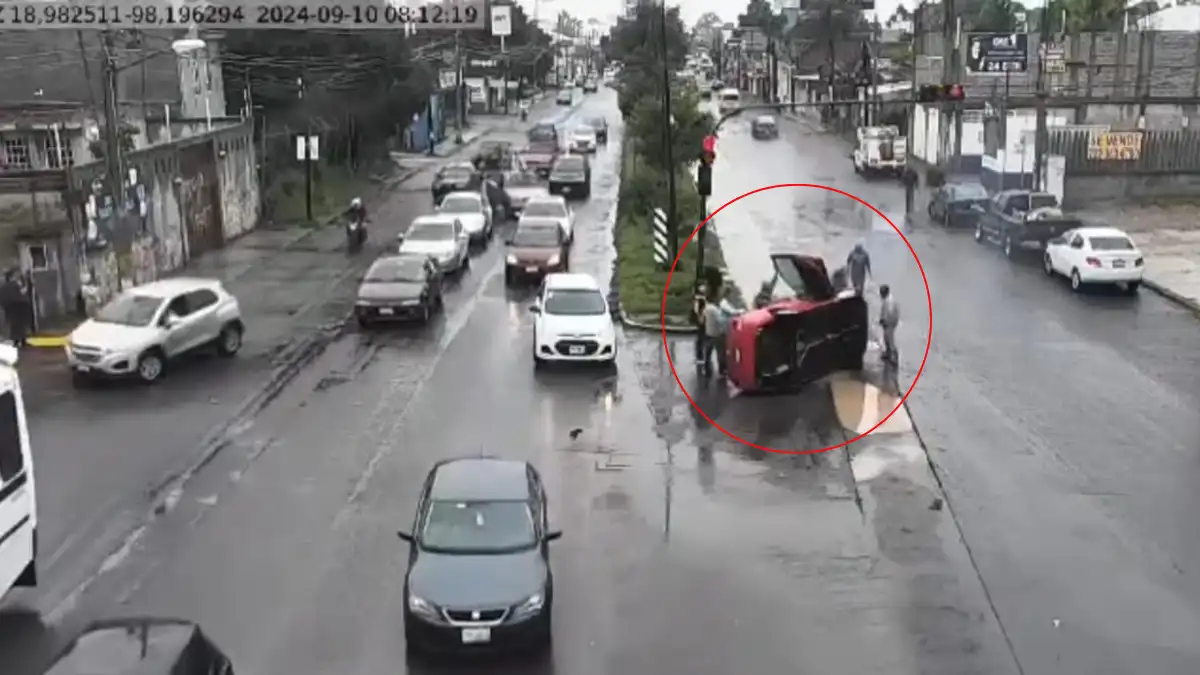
81,168,155,251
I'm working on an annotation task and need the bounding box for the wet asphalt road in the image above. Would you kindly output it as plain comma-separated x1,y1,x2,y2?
0,91,1022,675
712,109,1200,673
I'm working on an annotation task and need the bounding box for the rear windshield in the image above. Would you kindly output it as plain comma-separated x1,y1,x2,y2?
366,258,427,283
1089,236,1135,251
950,184,988,199
440,167,474,182
407,223,454,241
512,225,560,246
554,157,584,171
525,201,565,218
528,124,557,143
544,288,606,315
1030,194,1058,210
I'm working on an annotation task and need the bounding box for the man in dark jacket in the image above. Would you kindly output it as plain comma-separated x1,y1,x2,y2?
0,271,30,348
846,243,872,296
692,283,708,366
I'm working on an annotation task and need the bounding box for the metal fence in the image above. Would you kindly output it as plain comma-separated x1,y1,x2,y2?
1047,128,1200,175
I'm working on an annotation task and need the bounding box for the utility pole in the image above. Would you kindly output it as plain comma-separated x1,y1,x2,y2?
1033,1,1053,191
502,36,510,115
768,36,777,103
659,2,678,262
696,137,715,291
298,77,313,222
911,2,922,143
454,29,463,144
100,30,126,271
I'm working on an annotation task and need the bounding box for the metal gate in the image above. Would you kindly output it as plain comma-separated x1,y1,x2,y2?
178,141,224,258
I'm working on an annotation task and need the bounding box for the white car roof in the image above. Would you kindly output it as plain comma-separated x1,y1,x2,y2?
573,128,595,135
128,277,224,298
719,88,740,97
441,191,482,202
526,195,568,207
754,115,776,123
545,273,601,291
412,214,459,226
1075,226,1131,239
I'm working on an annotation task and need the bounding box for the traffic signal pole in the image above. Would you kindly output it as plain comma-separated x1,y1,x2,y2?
695,137,715,292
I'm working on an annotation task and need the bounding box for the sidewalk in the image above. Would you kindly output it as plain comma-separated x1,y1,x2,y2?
1075,203,1200,312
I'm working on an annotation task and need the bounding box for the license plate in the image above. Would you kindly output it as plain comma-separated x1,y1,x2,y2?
461,628,491,644
562,186,572,193
75,366,90,373
379,308,394,315
569,346,585,355
1112,260,1126,268
526,266,538,273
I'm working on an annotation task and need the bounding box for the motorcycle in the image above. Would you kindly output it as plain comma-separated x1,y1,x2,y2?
346,218,367,253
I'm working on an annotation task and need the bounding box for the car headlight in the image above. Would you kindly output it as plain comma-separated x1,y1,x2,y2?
513,592,545,618
507,254,518,264
408,594,438,618
402,299,422,306
547,254,560,266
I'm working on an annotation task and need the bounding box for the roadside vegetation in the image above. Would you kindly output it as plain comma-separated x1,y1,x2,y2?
608,4,729,324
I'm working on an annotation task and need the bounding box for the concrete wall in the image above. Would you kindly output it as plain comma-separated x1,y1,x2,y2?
1062,172,1200,209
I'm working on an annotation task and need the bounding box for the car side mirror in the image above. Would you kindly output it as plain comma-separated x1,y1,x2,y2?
529,305,541,314
545,530,563,542
397,530,413,543
396,234,405,243
161,314,179,328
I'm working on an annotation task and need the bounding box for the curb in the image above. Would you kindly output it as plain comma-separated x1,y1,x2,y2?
1143,278,1200,317
617,305,697,333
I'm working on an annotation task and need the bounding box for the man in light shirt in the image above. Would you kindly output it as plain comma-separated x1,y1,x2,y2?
701,288,738,377
878,284,900,365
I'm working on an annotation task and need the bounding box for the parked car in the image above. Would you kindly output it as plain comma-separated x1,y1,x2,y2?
974,189,1080,259
530,273,616,367
504,171,550,218
436,191,493,243
520,195,574,242
569,127,597,153
750,115,778,139
927,181,989,228
548,154,590,199
398,457,560,655
398,215,470,274
355,254,444,326
40,619,235,675
585,116,608,144
66,277,244,385
504,218,570,284
555,89,572,105
431,163,482,206
1043,226,1144,294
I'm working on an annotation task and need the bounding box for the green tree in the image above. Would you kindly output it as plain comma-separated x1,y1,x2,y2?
626,87,714,176
974,0,1022,30
1062,0,1128,30
609,1,689,117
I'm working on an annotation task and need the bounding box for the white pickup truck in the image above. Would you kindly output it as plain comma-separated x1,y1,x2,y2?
852,125,907,178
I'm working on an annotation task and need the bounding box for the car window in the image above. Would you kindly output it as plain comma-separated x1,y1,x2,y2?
366,258,428,283
524,201,566,218
407,223,454,241
1070,235,1085,248
1030,193,1057,210
440,195,480,213
1089,236,1135,251
554,157,584,171
166,295,190,317
544,288,606,315
94,293,164,327
512,225,561,247
185,289,219,312
420,500,537,553
0,391,23,483
950,184,988,200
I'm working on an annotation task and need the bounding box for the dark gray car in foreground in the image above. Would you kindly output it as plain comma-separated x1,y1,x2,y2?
399,457,561,656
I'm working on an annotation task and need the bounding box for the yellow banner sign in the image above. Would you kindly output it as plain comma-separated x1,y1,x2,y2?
1087,131,1143,161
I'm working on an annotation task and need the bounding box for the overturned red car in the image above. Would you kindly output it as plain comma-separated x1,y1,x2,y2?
725,254,869,393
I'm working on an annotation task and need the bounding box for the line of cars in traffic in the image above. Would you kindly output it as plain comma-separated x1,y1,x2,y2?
927,184,1146,294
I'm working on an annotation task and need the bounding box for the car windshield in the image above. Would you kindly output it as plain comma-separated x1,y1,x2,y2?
554,158,584,172
588,117,605,129
544,288,606,315
528,125,557,143
755,117,775,126
1030,194,1058,210
365,258,426,283
440,167,473,182
524,201,566,218
720,92,739,102
512,225,560,246
440,195,479,213
420,500,537,553
407,223,454,241
94,293,164,327
574,129,594,138
1089,236,1135,251
950,184,988,199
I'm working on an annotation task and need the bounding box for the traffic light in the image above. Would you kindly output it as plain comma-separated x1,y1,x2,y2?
697,164,712,197
916,84,966,103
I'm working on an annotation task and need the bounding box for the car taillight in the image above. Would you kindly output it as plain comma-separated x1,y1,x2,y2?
1085,257,1102,268
1135,257,1144,267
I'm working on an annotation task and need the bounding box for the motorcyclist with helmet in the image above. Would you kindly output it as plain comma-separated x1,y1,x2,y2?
345,197,369,251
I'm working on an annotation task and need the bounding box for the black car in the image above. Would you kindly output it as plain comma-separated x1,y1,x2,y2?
355,254,444,326
928,181,990,228
432,163,482,205
42,618,235,675
399,457,561,655
751,115,778,140
548,154,591,199
585,116,608,144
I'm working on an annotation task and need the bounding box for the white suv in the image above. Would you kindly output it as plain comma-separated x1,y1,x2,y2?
529,273,616,367
66,277,244,385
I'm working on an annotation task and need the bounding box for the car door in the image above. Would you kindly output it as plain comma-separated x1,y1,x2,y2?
931,187,946,219
1046,230,1071,271
182,288,222,351
160,294,195,356
1065,232,1086,271
452,219,467,261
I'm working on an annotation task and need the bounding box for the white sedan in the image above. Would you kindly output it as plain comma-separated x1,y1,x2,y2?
530,273,616,367
570,128,597,153
1043,226,1144,293
436,191,492,243
521,195,574,242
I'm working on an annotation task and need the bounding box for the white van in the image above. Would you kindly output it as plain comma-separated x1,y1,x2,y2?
0,343,36,601
718,88,741,115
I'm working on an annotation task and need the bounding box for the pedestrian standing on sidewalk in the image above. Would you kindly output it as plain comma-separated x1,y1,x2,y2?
846,243,872,297
701,288,735,377
879,284,900,365
902,167,918,224
692,283,708,367
0,270,30,348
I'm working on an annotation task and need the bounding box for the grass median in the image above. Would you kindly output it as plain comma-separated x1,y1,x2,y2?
614,144,733,326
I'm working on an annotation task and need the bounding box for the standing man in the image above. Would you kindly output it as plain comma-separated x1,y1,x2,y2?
902,166,919,224
878,284,900,365
0,271,30,348
701,288,733,377
846,243,872,296
692,283,708,368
